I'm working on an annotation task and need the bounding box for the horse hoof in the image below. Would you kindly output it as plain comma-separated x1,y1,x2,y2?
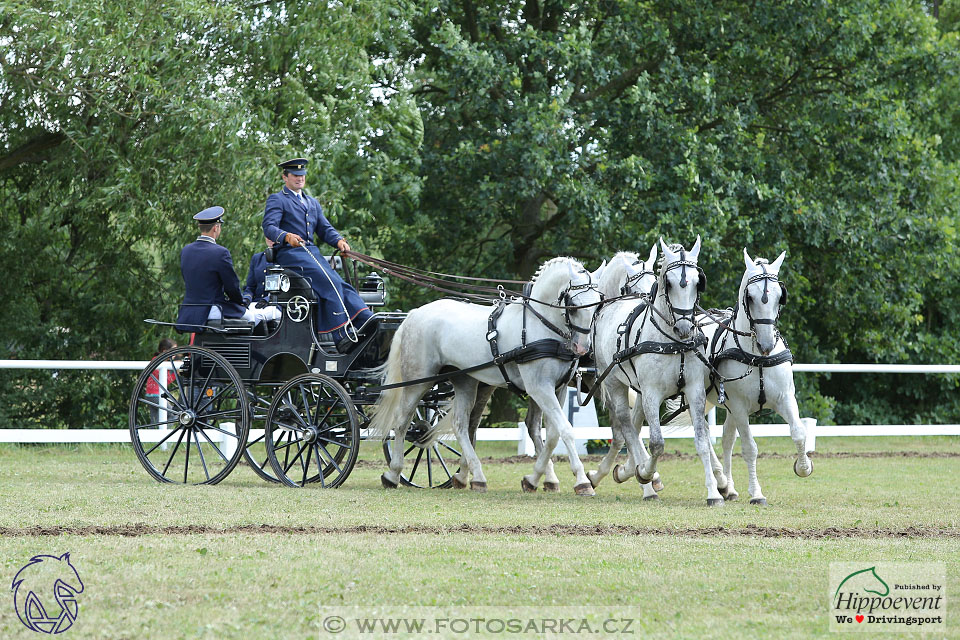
750,498,768,506
795,457,813,478
451,476,468,490
652,475,665,492
542,481,560,493
643,494,660,501
612,464,630,484
381,474,398,489
724,491,739,502
586,470,600,488
635,467,653,485
521,477,538,493
718,483,731,499
706,498,724,507
470,481,487,493
574,482,596,497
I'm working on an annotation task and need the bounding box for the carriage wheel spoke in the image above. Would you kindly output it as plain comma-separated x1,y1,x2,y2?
194,382,234,415
409,447,425,481
316,442,343,476
426,448,434,487
161,428,187,477
314,446,326,488
144,425,183,457
404,444,416,457
135,415,180,429
299,385,315,426
197,427,231,464
301,441,311,486
197,423,242,439
184,429,192,483
439,441,461,457
246,432,266,447
434,445,454,481
283,439,308,475
194,430,210,481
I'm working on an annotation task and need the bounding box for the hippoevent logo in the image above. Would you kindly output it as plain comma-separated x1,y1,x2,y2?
11,553,84,634
830,563,945,633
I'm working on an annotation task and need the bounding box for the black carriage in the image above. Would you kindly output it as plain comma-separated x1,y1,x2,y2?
129,256,461,488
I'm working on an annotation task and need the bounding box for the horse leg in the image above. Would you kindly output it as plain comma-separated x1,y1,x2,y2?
449,379,486,491
634,393,662,486
589,381,628,487
526,398,559,492
525,385,593,496
720,417,739,501
781,394,813,478
689,387,725,506
733,417,766,505
384,384,431,488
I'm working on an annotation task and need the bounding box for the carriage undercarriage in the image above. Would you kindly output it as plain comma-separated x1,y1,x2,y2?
129,262,463,488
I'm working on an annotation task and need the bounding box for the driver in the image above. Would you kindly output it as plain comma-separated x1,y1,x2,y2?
175,206,259,333
261,157,377,352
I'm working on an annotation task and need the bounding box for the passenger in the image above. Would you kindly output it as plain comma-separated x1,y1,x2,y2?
242,237,282,326
261,157,377,352
175,206,258,333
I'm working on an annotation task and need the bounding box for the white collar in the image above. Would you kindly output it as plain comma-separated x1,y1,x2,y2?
283,186,304,197
197,235,217,244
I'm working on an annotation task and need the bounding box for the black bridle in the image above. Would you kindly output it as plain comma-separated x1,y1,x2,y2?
657,249,705,330
740,261,787,335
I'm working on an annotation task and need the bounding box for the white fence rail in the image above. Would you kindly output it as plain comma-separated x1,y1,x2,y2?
1,360,959,445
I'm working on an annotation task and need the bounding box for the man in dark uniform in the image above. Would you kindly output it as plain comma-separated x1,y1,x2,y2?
175,206,257,333
262,157,376,352
242,238,282,324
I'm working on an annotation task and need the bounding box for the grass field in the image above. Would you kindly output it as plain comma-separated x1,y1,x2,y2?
1,436,958,639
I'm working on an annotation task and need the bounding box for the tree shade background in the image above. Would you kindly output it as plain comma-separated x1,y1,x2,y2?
1,0,958,428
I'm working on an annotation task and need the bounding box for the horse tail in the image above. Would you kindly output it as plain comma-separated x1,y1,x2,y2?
423,407,457,447
365,323,409,440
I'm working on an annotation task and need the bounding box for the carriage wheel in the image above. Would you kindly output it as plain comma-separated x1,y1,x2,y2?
242,384,283,483
264,373,360,488
381,396,463,489
129,346,250,485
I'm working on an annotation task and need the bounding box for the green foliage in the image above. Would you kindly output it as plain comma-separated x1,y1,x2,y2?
1,0,958,427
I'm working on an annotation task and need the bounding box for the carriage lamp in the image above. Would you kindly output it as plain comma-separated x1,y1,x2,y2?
359,272,386,307
264,269,290,294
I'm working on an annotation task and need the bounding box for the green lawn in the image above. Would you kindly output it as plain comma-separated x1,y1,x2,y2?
0,438,957,639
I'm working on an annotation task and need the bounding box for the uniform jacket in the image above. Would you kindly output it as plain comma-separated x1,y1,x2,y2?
175,237,247,332
262,187,341,249
242,251,273,305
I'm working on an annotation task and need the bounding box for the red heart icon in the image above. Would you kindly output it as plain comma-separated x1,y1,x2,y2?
856,615,864,623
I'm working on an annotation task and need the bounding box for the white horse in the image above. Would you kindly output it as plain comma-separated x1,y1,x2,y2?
592,237,728,505
579,247,664,498
519,250,660,492
695,249,814,504
368,257,605,495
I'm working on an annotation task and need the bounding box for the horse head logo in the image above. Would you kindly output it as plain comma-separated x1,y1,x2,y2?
11,552,84,634
834,566,890,601
286,295,310,323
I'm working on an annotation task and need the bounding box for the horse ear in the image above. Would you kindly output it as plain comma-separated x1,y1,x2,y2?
779,283,788,305
659,238,675,262
771,250,786,272
743,248,753,269
689,234,702,259
697,268,707,293
646,243,657,269
592,260,607,281
567,261,578,280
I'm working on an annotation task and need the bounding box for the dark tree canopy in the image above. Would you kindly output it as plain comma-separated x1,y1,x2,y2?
1,0,958,428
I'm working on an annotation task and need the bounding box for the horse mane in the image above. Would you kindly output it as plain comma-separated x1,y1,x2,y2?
530,256,579,283
656,243,684,272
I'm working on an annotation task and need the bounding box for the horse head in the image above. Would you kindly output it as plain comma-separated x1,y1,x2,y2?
530,257,602,357
741,249,787,356
12,552,84,633
657,236,704,339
